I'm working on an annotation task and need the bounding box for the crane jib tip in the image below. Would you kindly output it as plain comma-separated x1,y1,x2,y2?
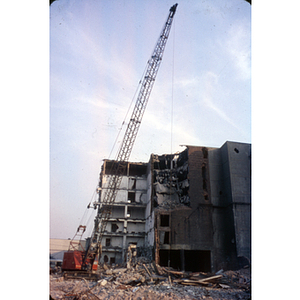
170,3,178,13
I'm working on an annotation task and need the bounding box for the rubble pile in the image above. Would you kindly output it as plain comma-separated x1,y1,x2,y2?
50,261,251,300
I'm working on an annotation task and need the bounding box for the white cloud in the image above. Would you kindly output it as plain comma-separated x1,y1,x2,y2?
202,71,243,131
175,72,241,131
226,23,251,81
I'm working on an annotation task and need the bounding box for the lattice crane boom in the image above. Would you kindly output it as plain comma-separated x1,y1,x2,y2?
82,3,178,271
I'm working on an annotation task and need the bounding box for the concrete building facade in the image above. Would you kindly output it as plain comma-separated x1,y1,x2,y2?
98,161,148,265
96,141,251,271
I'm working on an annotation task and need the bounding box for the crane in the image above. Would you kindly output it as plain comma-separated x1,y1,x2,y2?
62,3,178,277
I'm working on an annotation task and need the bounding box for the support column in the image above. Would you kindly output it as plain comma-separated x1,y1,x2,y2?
180,249,185,271
123,206,128,262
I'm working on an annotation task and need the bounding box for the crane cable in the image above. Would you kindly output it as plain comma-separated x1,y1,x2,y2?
87,52,149,238
108,64,148,160
171,17,176,156
75,187,98,236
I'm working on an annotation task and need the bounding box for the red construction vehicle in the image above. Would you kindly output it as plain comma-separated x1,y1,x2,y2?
62,3,178,279
62,226,99,273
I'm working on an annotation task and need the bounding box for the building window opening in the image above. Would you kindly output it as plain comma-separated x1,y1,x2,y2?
110,257,115,265
129,164,147,176
159,250,211,272
202,166,207,180
105,161,128,175
184,250,211,272
163,231,170,244
234,148,239,153
104,255,109,263
133,179,136,189
159,250,181,270
105,238,111,247
160,214,170,227
111,223,119,233
202,166,207,191
203,179,207,191
128,192,135,203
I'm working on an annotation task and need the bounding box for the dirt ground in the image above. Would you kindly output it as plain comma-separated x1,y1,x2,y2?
50,263,251,300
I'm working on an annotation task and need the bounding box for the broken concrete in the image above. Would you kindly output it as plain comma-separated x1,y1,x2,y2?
152,149,190,208
50,261,251,300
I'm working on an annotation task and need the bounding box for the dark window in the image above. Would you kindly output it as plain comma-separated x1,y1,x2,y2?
184,250,211,272
160,214,170,227
202,166,207,180
234,148,239,153
202,147,208,159
111,223,119,233
154,161,160,169
163,231,170,244
105,239,111,247
203,180,207,191
129,164,147,176
104,255,109,263
105,161,128,175
128,192,135,202
159,249,211,272
202,166,207,191
129,178,136,190
110,257,115,265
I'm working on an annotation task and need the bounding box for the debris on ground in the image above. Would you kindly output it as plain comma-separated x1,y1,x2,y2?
50,259,251,300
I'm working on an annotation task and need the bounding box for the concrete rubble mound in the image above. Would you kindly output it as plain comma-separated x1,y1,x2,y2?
50,259,251,300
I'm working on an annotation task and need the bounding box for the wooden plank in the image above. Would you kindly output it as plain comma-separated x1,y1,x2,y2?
143,264,151,277
162,267,184,276
180,282,199,286
173,275,223,286
155,263,165,276
150,275,167,281
174,279,209,286
190,276,203,281
197,275,223,283
219,284,230,289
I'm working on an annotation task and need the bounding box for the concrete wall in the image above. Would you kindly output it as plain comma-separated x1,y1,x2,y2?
173,146,214,251
145,159,155,248
127,222,145,233
209,146,237,270
223,142,251,261
149,147,215,270
209,141,251,270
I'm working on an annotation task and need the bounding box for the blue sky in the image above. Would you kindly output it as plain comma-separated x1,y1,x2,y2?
50,0,251,239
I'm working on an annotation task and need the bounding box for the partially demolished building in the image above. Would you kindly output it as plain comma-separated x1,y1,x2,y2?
98,141,251,272
98,161,148,265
